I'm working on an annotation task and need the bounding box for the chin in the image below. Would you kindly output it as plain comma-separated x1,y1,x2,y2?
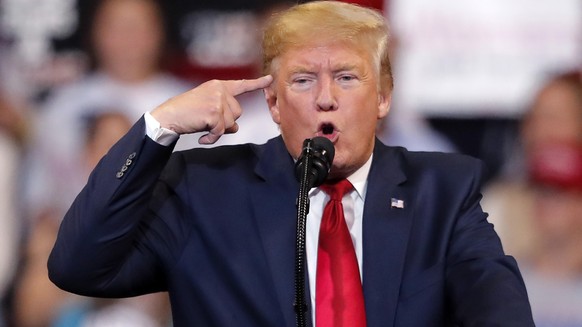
329,161,354,180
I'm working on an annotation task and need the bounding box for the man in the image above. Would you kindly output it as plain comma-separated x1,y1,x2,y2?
48,1,534,326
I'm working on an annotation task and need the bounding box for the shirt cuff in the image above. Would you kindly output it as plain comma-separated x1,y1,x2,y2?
144,111,179,146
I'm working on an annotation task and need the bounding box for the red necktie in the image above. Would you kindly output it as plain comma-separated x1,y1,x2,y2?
316,179,366,327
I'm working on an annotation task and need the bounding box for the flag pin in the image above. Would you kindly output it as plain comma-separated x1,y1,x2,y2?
390,198,405,209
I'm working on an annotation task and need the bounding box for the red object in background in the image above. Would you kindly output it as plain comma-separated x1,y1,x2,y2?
166,53,259,83
529,142,582,192
339,0,385,11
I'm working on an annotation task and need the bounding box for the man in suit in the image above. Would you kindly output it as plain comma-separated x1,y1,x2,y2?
48,1,534,326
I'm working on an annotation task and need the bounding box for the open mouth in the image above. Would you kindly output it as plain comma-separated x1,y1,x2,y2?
322,123,334,135
316,123,339,142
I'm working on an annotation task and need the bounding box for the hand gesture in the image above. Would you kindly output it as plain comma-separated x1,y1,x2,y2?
151,75,273,144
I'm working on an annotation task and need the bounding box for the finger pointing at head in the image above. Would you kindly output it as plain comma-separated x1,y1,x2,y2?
224,75,273,96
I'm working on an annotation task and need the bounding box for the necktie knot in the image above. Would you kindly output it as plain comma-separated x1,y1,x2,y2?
320,179,353,201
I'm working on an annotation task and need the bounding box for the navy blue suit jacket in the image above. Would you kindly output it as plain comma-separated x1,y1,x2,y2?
49,117,534,326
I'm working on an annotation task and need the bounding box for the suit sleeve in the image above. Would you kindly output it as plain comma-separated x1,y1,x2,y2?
445,159,535,326
47,116,179,297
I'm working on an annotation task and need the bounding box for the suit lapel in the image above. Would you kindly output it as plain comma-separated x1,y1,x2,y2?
362,141,412,326
249,137,302,326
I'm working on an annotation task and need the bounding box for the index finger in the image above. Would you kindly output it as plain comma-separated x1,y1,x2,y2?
224,75,273,96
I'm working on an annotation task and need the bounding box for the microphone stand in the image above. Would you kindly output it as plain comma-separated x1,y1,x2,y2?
293,136,333,327
294,148,313,327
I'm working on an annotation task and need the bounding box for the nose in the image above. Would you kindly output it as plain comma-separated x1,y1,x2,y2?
315,76,338,111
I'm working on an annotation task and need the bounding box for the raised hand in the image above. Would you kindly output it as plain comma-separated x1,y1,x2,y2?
151,75,273,144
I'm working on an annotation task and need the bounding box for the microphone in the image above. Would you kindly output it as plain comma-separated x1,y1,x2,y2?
293,136,335,326
294,137,335,188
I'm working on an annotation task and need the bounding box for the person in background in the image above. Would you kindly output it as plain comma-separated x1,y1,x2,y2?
15,0,185,325
482,70,582,326
26,0,190,233
48,2,533,326
483,70,582,260
517,142,582,326
24,0,190,225
0,92,28,327
14,111,172,327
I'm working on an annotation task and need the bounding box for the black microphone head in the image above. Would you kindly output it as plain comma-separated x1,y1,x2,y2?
311,136,334,168
295,137,335,188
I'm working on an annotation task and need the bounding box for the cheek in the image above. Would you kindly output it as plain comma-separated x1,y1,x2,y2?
351,106,382,133
278,109,308,139
278,96,311,126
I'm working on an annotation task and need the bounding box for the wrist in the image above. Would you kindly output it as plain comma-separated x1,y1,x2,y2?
151,105,180,133
144,111,179,146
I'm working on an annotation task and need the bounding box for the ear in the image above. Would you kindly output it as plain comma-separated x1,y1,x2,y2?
377,90,392,119
264,86,281,124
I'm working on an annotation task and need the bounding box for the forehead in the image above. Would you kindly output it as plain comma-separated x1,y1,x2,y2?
276,42,374,72
95,0,158,23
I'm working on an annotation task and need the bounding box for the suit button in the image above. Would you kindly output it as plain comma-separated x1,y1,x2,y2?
126,159,132,166
121,165,128,172
116,171,124,178
128,152,137,159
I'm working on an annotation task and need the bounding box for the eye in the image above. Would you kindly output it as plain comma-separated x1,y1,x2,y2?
336,73,359,85
290,74,315,91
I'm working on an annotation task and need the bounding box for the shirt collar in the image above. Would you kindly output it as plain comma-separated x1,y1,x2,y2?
346,154,373,201
308,154,373,199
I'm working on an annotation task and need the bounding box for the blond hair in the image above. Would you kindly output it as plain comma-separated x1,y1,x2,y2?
262,1,393,90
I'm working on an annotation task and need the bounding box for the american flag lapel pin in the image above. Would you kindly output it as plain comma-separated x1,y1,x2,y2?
390,198,405,209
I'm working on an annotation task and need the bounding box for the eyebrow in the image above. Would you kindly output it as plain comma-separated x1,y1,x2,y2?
288,67,315,75
288,63,360,76
332,63,359,73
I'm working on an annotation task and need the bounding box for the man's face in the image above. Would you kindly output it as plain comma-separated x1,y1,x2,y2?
265,42,391,179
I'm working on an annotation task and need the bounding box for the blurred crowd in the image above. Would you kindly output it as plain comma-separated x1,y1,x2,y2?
482,71,582,326
0,0,581,326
